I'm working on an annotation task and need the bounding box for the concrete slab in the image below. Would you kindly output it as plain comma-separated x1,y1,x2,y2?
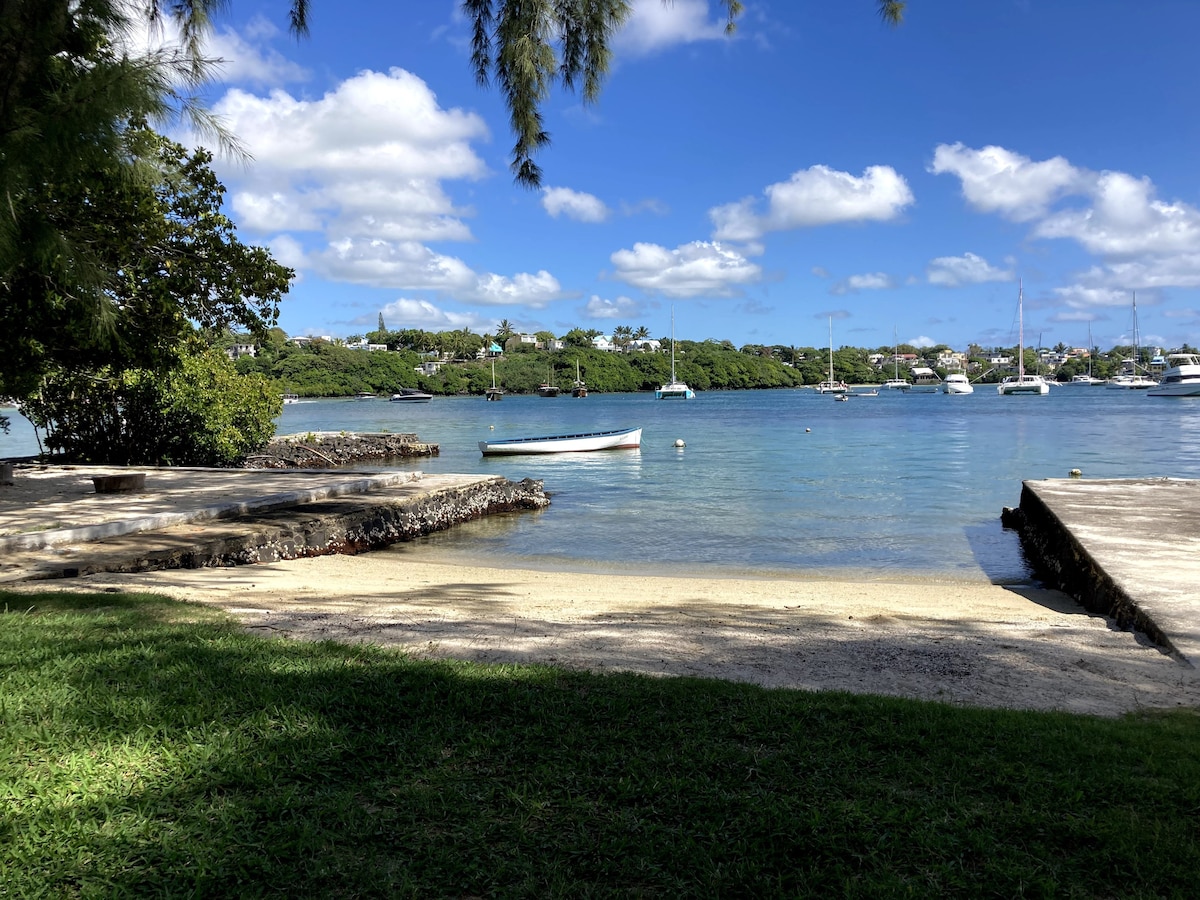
1016,478,1200,666
0,464,423,552
0,464,550,584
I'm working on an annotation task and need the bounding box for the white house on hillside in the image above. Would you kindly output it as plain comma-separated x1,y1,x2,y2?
592,335,615,352
626,339,661,352
226,343,256,360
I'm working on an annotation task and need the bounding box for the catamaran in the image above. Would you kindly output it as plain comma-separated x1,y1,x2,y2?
656,308,695,399
997,281,1050,395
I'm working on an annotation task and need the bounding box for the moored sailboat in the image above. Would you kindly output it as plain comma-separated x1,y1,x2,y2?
656,308,695,399
816,317,850,394
997,281,1050,395
1106,293,1157,390
572,360,588,397
486,358,504,401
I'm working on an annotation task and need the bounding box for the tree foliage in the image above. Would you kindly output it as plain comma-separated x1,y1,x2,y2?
22,345,280,466
1,121,290,400
0,2,245,396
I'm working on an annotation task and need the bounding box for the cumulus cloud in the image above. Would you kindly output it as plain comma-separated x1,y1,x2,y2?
115,14,308,88
1034,171,1200,259
610,241,761,297
313,238,566,307
930,142,1200,313
1052,285,1129,309
908,335,936,348
206,20,310,86
584,295,644,319
926,252,1014,287
830,272,894,295
374,298,489,331
542,186,610,222
710,165,913,242
210,68,488,249
929,142,1087,222
616,0,728,55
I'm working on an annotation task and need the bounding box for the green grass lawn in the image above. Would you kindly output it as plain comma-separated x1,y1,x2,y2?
2,591,1198,898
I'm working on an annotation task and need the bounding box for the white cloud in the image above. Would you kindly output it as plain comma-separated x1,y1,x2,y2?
114,14,308,88
617,0,728,55
584,295,644,319
1048,310,1100,323
376,298,488,331
610,241,761,297
830,272,894,295
207,20,310,86
265,234,307,271
542,186,610,223
710,165,913,242
1051,283,1140,309
930,142,1087,222
313,238,566,307
1034,171,1200,259
231,190,324,233
210,68,488,246
909,335,936,348
926,252,1014,287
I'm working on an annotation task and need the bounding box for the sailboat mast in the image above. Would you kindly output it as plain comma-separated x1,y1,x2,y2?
670,307,676,382
1132,291,1139,372
1017,281,1025,379
1087,322,1093,377
828,317,834,383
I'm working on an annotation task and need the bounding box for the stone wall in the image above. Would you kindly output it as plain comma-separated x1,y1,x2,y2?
244,432,438,468
1004,483,1173,653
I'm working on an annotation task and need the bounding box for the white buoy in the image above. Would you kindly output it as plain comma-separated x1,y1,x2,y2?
1069,468,1082,478
674,439,685,448
489,425,494,430
805,428,811,433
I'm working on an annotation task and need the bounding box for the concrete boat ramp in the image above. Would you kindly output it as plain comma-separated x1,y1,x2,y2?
1009,477,1200,667
0,464,548,584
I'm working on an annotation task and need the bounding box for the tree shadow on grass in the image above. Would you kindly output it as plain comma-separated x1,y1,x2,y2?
3,590,1199,897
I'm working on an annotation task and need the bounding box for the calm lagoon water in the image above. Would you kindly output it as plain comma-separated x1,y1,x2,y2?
6,388,1199,583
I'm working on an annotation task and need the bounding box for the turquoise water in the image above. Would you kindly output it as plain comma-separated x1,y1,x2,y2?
6,389,1199,582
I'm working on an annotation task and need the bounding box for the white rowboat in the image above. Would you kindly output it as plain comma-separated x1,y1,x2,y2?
479,427,642,456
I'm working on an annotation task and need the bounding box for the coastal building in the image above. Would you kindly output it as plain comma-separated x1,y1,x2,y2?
592,335,615,352
226,342,256,361
504,334,538,352
626,339,662,353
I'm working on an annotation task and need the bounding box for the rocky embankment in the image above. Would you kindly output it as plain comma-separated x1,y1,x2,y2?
244,432,438,469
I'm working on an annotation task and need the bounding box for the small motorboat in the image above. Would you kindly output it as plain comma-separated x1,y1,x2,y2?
389,388,433,402
479,427,642,456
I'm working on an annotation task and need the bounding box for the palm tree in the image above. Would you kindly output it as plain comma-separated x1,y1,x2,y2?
633,326,651,341
612,325,634,348
496,319,516,339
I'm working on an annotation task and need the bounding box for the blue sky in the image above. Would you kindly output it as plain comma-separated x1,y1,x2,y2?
150,1,1200,352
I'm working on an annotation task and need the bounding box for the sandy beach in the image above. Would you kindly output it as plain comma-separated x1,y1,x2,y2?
23,550,1197,718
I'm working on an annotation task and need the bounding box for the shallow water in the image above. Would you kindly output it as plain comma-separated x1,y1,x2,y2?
7,387,1198,583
